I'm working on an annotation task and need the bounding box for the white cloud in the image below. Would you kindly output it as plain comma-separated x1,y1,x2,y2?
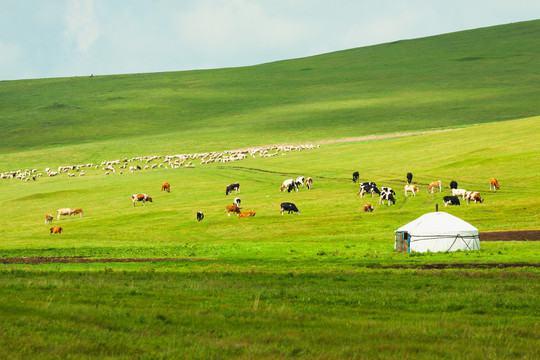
64,0,101,52
173,0,311,62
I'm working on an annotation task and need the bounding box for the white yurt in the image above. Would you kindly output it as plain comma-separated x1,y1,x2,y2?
395,211,480,253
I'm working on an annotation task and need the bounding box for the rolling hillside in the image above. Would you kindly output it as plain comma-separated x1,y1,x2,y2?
0,20,538,169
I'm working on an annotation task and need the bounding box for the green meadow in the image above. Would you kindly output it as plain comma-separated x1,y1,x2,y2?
0,21,539,359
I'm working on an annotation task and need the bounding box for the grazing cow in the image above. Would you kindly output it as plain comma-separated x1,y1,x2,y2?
443,196,460,206
363,202,374,212
380,192,396,206
71,208,84,218
281,202,300,215
406,172,413,184
161,182,171,193
132,194,153,207
50,226,63,234
225,205,241,216
238,211,256,218
451,189,468,200
226,183,240,195
296,176,305,187
357,182,380,198
427,181,442,193
379,187,396,204
306,177,313,190
404,185,419,196
234,197,241,207
380,187,395,195
45,214,53,224
196,211,204,221
352,172,359,183
57,208,75,220
450,180,458,190
490,178,500,190
466,191,484,204
280,179,298,193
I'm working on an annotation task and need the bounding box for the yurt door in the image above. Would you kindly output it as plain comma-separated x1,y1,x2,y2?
395,231,410,253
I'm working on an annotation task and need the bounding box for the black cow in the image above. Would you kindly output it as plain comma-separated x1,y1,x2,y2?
352,172,360,183
281,202,300,215
406,172,413,184
450,180,458,190
443,196,460,206
226,183,240,195
196,211,204,221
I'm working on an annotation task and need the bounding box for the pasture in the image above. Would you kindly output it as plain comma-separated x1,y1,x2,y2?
0,117,539,359
0,20,539,359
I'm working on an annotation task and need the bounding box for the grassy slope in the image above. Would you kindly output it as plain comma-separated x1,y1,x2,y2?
0,20,539,169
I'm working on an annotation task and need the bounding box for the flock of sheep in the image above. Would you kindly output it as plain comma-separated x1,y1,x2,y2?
0,144,318,182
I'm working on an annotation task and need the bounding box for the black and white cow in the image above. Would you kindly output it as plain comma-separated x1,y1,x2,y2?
357,182,380,198
352,172,360,183
449,180,458,190
443,196,460,206
380,192,396,206
406,172,413,184
296,176,305,187
281,202,300,215
226,183,240,195
196,211,204,221
234,198,241,207
380,187,396,196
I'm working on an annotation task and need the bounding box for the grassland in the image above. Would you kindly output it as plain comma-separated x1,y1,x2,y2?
0,20,539,359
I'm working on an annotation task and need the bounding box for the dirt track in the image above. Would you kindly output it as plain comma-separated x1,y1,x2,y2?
480,230,540,241
1,231,537,265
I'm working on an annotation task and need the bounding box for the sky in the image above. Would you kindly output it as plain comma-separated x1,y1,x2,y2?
1,0,539,81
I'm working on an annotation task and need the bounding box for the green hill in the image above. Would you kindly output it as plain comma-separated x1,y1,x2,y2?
0,20,538,164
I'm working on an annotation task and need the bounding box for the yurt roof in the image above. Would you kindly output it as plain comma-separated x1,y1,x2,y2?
396,212,478,236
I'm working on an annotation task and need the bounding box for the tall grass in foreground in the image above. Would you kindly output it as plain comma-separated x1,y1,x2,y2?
0,270,538,359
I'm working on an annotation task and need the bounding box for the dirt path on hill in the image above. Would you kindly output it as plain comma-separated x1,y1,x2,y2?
314,128,456,145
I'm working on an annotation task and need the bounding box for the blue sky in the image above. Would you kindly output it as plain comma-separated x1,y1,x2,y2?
1,0,539,81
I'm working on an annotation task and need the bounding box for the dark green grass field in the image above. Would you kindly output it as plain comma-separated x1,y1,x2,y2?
0,21,539,359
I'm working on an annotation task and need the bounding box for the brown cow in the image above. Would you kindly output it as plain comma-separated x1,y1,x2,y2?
132,194,152,207
161,182,171,193
225,205,241,216
466,191,484,204
237,211,255,218
45,214,53,224
71,208,84,218
490,178,500,190
427,181,442,193
50,226,63,234
363,202,373,212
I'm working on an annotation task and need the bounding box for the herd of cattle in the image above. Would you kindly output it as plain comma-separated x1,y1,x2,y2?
45,177,306,234
354,171,500,211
